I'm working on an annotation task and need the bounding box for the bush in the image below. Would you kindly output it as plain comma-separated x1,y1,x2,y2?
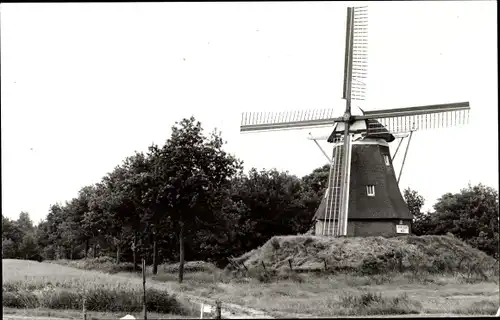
40,289,82,309
458,300,500,315
360,256,384,275
2,290,39,308
270,238,281,250
339,292,422,316
146,288,185,314
85,287,139,312
84,287,185,314
341,292,383,308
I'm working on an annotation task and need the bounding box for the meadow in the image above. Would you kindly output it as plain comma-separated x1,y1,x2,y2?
3,235,499,318
2,259,197,319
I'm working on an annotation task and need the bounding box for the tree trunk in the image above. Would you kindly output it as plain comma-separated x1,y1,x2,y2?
178,220,185,283
133,232,138,272
116,245,121,264
152,232,158,275
85,239,89,259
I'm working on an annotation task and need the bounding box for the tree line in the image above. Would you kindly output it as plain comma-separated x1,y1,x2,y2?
2,117,498,282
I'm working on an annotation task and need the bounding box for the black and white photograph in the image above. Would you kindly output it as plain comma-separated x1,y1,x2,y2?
1,1,498,319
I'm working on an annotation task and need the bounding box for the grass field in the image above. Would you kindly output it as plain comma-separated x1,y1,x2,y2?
2,259,198,319
3,234,499,318
150,269,499,317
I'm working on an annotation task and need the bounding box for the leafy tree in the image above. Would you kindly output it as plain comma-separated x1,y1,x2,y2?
232,168,312,252
19,233,39,260
147,117,242,282
2,214,26,258
403,188,432,235
2,238,17,258
429,183,499,258
46,204,66,259
17,211,34,233
300,164,330,228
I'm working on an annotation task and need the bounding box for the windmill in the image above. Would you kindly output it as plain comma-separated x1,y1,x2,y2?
239,6,470,237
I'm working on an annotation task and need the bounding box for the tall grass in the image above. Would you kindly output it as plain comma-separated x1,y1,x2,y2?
338,292,422,315
2,259,194,316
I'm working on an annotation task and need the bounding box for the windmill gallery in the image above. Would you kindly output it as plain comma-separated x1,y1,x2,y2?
239,6,470,237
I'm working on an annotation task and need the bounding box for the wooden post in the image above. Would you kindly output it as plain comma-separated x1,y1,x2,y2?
215,300,222,320
82,297,87,320
241,261,248,272
142,259,147,320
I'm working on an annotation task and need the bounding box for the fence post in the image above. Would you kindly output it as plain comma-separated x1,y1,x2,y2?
215,300,222,320
82,297,87,320
261,261,267,274
142,259,147,320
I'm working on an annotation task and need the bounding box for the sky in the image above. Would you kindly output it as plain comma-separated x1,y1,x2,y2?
1,1,498,223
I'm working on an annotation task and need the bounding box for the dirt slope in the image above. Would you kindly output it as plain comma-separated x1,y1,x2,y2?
228,235,497,274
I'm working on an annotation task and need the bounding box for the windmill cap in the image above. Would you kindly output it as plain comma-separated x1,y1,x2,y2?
327,119,395,143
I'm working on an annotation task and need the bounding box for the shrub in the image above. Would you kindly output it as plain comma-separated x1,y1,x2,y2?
458,300,500,315
2,290,39,308
339,292,422,316
40,289,82,309
360,256,384,275
146,288,185,314
85,287,138,312
270,238,281,250
341,292,383,308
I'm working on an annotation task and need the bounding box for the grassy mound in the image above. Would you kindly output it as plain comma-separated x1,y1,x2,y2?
2,259,195,316
228,235,498,278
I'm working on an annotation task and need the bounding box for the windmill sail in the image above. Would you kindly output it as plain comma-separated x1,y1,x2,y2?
349,6,368,101
361,102,470,134
324,140,344,236
240,109,341,132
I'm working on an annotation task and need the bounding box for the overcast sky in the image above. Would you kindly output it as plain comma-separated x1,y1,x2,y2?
1,1,497,223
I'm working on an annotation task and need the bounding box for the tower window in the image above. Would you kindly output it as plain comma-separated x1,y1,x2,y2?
384,155,390,166
366,185,375,197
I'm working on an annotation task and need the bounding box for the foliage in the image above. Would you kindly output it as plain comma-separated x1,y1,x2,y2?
2,259,191,315
409,183,499,259
6,116,498,283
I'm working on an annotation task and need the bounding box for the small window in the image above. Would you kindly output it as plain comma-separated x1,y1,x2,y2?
384,155,390,166
366,185,375,196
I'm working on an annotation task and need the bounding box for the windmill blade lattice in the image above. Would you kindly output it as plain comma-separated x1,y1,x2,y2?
351,6,368,101
240,109,340,132
362,102,470,134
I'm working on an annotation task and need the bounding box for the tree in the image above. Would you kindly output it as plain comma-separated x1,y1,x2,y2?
147,117,242,282
17,211,34,234
300,164,330,229
19,233,39,260
429,183,499,258
231,168,313,252
2,215,26,258
402,188,432,235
